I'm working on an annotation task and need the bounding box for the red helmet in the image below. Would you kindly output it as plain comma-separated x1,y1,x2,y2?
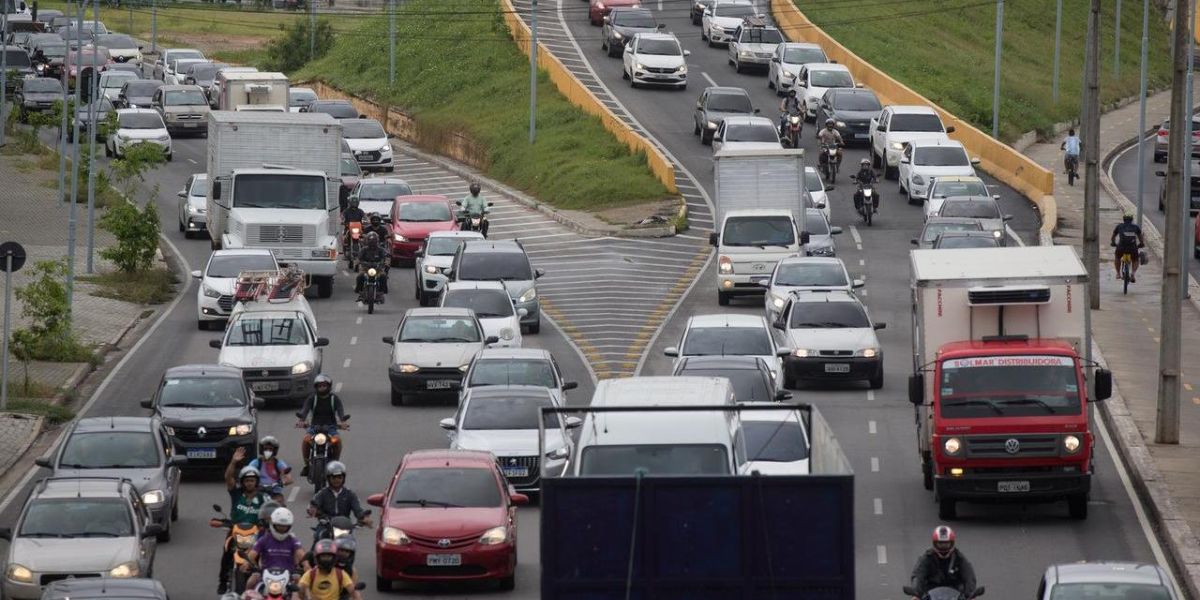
932,525,956,558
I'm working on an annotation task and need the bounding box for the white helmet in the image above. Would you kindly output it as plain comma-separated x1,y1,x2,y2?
270,507,294,541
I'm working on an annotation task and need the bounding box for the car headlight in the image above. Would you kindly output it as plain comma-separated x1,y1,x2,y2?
739,50,753,58
635,63,646,71
423,264,440,275
157,134,170,142
228,423,253,436
478,526,508,545
397,364,419,373
770,294,786,309
518,288,537,303
613,31,623,40
858,348,878,358
393,233,407,242
943,437,962,456
677,64,687,73
380,145,392,153
791,348,811,357
202,284,221,298
890,142,904,150
6,564,34,583
783,70,796,79
836,121,846,128
142,490,166,506
718,255,733,274
188,204,202,215
109,561,139,578
1063,435,1081,454
706,120,717,129
500,328,515,341
291,361,312,375
458,364,470,372
382,527,410,546
992,229,1004,238
163,425,175,436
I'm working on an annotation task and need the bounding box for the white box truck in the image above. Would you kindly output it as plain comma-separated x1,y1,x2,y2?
216,71,289,112
907,246,1112,520
708,148,819,305
206,111,344,297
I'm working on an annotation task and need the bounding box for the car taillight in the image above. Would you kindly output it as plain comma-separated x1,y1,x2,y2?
1158,130,1169,137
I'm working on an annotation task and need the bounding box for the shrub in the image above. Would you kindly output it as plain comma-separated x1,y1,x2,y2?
9,260,94,371
262,17,335,74
99,200,161,273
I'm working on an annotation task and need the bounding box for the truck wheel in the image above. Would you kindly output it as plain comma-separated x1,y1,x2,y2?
782,371,797,390
527,319,541,334
921,458,933,490
314,276,333,298
937,495,956,520
1068,494,1088,519
718,291,730,306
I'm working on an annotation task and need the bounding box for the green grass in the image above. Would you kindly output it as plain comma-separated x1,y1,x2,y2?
7,399,76,424
211,47,269,65
294,0,670,210
44,0,315,42
797,0,1175,142
80,267,178,304
4,379,58,399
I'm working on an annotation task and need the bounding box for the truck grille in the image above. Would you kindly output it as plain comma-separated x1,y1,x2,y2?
964,434,1061,458
250,224,313,246
172,426,230,443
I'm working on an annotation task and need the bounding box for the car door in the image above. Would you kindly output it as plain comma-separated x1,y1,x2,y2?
695,90,708,130
622,37,634,75
871,107,890,154
817,90,832,124
157,426,181,500
900,143,914,186
129,489,155,569
150,88,162,116
302,312,323,370
179,174,193,224
728,25,741,62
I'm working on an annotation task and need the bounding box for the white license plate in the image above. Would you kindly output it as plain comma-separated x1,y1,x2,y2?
856,133,870,139
749,275,769,283
426,554,462,567
251,381,279,392
997,480,1031,493
824,363,851,373
426,379,456,390
187,448,217,459
502,467,529,478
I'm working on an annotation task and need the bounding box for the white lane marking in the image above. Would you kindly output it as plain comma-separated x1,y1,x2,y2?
859,259,865,266
876,545,888,565
866,390,875,401
868,420,877,434
349,336,358,346
187,158,197,164
658,0,662,10
356,317,363,325
333,382,343,393
342,358,351,368
873,498,883,515
287,485,300,504
849,225,862,245
870,456,879,472
702,72,718,87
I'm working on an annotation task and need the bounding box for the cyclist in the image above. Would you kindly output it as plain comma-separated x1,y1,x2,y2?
1110,213,1145,283
1061,128,1081,175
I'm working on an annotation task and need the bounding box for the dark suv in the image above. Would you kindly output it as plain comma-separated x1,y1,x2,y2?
140,364,262,470
693,86,757,145
14,76,63,121
448,239,544,334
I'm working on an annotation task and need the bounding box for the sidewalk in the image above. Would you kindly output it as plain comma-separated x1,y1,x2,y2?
1025,88,1200,596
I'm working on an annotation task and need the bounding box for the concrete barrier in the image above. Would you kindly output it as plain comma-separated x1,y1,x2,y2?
771,0,1056,236
498,0,677,193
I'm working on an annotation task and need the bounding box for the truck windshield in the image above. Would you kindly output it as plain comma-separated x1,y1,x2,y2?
225,316,309,346
939,355,1081,418
232,174,326,210
580,445,730,476
722,215,795,247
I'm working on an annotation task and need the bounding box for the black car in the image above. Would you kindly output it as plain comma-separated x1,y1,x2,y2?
693,86,758,145
69,96,115,143
35,416,185,541
816,88,882,146
602,7,661,57
140,364,262,469
43,578,169,600
1,44,34,91
301,98,359,119
672,355,789,403
117,78,163,109
14,76,63,121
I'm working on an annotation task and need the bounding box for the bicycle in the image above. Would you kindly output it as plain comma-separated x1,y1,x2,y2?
1065,153,1079,186
1118,251,1133,294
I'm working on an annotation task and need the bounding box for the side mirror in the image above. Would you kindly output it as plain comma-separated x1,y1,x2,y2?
945,125,956,133
753,108,761,114
903,587,918,598
772,320,786,331
1093,368,1113,401
970,157,982,166
252,397,265,409
208,339,222,349
564,416,582,429
993,194,1002,200
684,49,691,57
709,232,719,246
831,226,843,235
314,337,330,347
911,238,919,245
663,347,679,357
799,231,811,245
443,268,453,277
855,83,864,88
535,268,545,279
876,124,885,132
212,503,224,513
1002,214,1013,221
366,493,385,507
756,280,771,288
35,457,52,468
770,57,779,63
852,279,865,288
168,455,189,466
139,399,153,409
485,335,500,345
774,391,792,401
900,157,910,164
562,381,578,391
211,180,221,200
823,185,834,192
413,249,423,258
438,417,456,430
142,524,164,539
775,348,792,358
381,336,395,345
517,307,529,318
190,270,202,279
908,374,924,405
177,190,186,198
873,322,887,330
602,15,610,23
656,23,666,29
510,493,530,506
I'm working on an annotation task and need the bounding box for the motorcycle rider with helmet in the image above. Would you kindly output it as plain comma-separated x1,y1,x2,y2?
218,452,271,594
244,507,308,589
307,461,373,531
779,89,804,137
362,213,389,252
909,526,978,600
460,182,490,238
341,199,366,252
334,536,358,583
298,540,359,600
353,231,389,302
248,436,293,503
853,158,879,213
295,375,348,477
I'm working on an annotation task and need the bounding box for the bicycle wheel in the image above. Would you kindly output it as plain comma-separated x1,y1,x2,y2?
1122,259,1131,295
1068,168,1076,186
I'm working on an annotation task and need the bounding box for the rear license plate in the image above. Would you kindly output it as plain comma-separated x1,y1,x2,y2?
997,480,1031,493
824,363,851,373
251,381,279,392
427,379,456,390
856,133,870,139
502,467,529,478
426,554,462,567
187,448,217,459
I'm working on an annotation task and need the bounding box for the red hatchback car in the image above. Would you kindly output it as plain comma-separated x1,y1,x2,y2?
388,195,459,266
589,0,641,26
369,450,527,591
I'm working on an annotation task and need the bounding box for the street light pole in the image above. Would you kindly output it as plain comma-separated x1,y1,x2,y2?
86,1,99,274
529,0,537,144
1053,0,1062,104
388,0,395,85
1084,0,1101,311
991,0,1003,139
1135,0,1149,229
1115,0,1121,77
1,7,8,149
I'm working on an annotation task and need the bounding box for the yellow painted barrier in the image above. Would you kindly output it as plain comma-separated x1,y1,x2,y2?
771,0,1055,234
499,0,677,193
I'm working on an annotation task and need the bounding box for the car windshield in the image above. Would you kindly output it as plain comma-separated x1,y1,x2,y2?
714,4,755,18
638,38,682,56
314,102,357,118
457,252,533,281
125,81,161,96
783,46,825,63
468,359,557,388
169,50,203,63
164,89,207,106
939,355,1082,418
890,113,944,132
80,21,107,33
358,182,412,201
20,499,133,538
722,215,795,247
342,119,386,139
804,213,830,235
936,235,997,249
613,11,655,27
2,48,30,67
923,221,982,242
191,64,223,81
118,112,162,129
96,34,135,49
707,92,753,113
72,48,108,63
804,170,824,192
424,237,466,256
289,89,317,106
775,262,848,287
206,254,277,277
681,367,772,401
740,28,782,44
225,317,309,346
189,178,208,197
442,289,514,318
931,180,988,198
59,431,160,468
940,200,1000,219
41,45,67,58
231,174,325,210
788,302,870,328
76,98,113,116
463,394,557,430
1049,583,1172,600
744,419,809,462
391,468,501,508
725,123,778,143
833,92,881,111
581,444,730,475
158,376,246,408
810,69,853,88
397,201,451,222
915,147,969,167
398,317,481,343
100,72,135,88
23,78,61,93
682,326,771,356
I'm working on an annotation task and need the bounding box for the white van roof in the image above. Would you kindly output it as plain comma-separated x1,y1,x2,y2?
589,376,734,407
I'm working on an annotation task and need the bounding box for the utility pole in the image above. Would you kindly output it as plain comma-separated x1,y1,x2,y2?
1156,0,1189,445
86,1,99,274
991,0,1003,139
1135,0,1149,228
388,0,395,85
66,0,85,315
1115,0,1122,77
151,0,157,54
528,0,537,144
1084,0,1101,311
1,7,8,149
57,34,69,205
1053,0,1062,104
308,0,315,62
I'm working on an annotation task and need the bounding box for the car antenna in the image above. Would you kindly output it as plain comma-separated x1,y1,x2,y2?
110,416,115,429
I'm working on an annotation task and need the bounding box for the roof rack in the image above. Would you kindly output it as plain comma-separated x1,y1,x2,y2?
233,267,306,303
742,15,770,28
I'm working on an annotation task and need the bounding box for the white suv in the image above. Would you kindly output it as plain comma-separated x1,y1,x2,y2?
898,139,979,202
702,0,757,47
869,105,954,180
191,248,279,330
727,19,783,73
622,32,689,89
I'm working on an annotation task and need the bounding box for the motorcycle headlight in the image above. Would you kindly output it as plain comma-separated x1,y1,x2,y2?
314,433,328,445
424,264,440,275
397,364,419,373
382,527,410,546
202,284,221,298
789,115,801,125
858,348,879,358
1063,435,1081,454
478,526,508,545
109,561,139,578
791,348,811,357
500,328,514,341
393,233,407,242
367,268,378,277
943,437,962,456
291,361,312,375
6,564,34,583
890,142,904,150
863,189,873,197
228,423,253,436
518,288,537,303
141,490,165,506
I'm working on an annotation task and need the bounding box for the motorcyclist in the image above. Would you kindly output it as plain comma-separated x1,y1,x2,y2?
307,461,372,529
295,375,348,477
779,89,804,137
218,454,271,594
341,199,366,250
460,182,490,238
248,436,293,503
909,526,977,600
298,540,359,600
244,507,308,588
362,213,389,253
31,46,46,67
1110,213,1145,282
817,118,844,155
353,231,389,302
334,536,358,582
852,158,878,212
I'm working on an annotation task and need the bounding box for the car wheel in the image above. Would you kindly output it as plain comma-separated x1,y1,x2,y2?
884,164,898,180
782,370,797,390
198,319,210,331
871,147,881,168
156,518,171,543
718,291,730,306
701,130,713,145
104,142,112,157
315,276,333,298
527,319,540,334
166,152,173,162
171,498,179,522
390,388,404,406
1068,493,1089,519
768,74,775,90
499,575,515,591
869,370,883,390
622,68,629,80
178,215,185,232
376,575,391,592
629,75,637,89
734,60,743,74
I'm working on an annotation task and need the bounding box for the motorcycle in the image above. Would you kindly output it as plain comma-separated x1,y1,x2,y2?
819,143,841,183
241,567,296,600
359,264,384,314
310,511,371,572
343,221,362,270
902,586,986,600
454,200,494,237
850,175,880,226
780,112,803,149
296,417,349,494
210,504,260,596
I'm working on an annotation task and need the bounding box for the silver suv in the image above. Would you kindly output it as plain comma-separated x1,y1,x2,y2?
448,239,545,334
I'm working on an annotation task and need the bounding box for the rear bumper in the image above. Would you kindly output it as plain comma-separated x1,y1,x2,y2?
935,471,1090,501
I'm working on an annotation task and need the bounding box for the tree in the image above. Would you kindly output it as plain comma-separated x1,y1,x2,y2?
8,259,91,366
99,199,161,273
263,18,335,73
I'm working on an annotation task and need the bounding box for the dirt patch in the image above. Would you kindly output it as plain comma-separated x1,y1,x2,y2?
591,198,680,227
168,33,265,56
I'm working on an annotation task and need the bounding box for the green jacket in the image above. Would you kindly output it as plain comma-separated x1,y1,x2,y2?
461,193,488,216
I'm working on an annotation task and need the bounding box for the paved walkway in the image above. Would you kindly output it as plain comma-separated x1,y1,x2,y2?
1025,87,1200,595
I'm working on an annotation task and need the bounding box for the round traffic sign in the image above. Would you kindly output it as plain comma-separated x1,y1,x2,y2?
0,242,27,272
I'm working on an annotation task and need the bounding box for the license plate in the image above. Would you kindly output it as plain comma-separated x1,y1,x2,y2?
856,133,869,139
824,363,851,373
426,554,462,567
251,381,279,392
502,467,529,478
749,275,769,283
355,151,368,157
997,480,1031,493
426,379,456,390
187,448,217,459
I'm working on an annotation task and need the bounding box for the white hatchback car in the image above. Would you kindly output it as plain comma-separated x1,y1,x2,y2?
898,140,979,202
664,313,791,383
701,0,757,47
340,118,394,172
805,166,830,221
439,281,526,348
176,172,207,238
762,256,862,323
923,175,992,220
415,231,484,306
740,402,810,474
796,63,855,120
99,70,137,101
190,249,279,329
712,115,781,153
105,108,172,161
768,42,828,95
622,32,689,89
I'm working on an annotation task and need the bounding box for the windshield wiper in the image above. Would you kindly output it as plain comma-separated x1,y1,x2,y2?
441,337,478,343
74,531,121,537
998,398,1058,414
162,402,211,408
399,338,435,343
945,399,1005,415
20,532,67,538
393,499,462,508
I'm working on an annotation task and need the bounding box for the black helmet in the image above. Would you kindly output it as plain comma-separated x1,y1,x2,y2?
314,374,333,395
335,536,357,554
469,182,481,195
369,212,382,224
348,198,359,209
788,89,796,97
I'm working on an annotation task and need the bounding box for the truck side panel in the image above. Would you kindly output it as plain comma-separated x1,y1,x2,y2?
713,151,807,224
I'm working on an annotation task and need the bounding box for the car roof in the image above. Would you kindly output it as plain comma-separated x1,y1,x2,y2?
445,280,507,292
474,347,552,360
778,256,844,267
804,62,849,72
1050,562,1167,586
722,115,775,126
402,449,497,470
713,0,753,5
677,355,766,370
404,307,476,318
610,6,652,14
828,88,876,99
705,86,751,96
935,230,996,238
790,289,860,304
888,105,939,114
210,248,274,258
313,99,352,106
466,385,553,402
164,47,201,54
779,41,821,49
592,376,733,406
72,416,157,434
358,177,410,186
632,32,678,42
116,108,159,116
687,313,767,328
462,239,524,253
393,194,449,203
924,216,986,226
43,578,168,600
35,477,130,499
163,363,244,379
909,139,964,149
736,403,804,424
427,230,485,240
930,175,985,184
159,84,201,91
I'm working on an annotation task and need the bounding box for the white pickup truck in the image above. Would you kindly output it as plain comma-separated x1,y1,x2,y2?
869,105,955,180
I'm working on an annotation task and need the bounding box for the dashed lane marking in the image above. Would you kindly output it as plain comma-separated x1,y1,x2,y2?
342,358,351,368
868,420,877,434
349,336,357,346
702,72,718,87
873,498,883,515
877,545,887,565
